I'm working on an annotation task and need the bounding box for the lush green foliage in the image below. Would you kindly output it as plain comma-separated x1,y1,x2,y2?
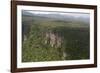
22,15,90,62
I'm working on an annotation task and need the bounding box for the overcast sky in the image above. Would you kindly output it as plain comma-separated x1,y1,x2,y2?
25,10,90,18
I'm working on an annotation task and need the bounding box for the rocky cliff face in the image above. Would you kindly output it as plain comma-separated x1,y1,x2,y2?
44,31,62,48
44,31,68,60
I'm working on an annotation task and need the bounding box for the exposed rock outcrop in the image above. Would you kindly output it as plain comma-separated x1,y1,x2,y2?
44,31,62,48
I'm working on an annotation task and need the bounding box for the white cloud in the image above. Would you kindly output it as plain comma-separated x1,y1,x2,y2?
27,11,52,14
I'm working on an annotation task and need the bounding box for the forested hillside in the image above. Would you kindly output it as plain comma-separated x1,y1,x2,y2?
22,11,90,62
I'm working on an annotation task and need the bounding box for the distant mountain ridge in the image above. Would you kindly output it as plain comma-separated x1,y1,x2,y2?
22,11,90,23
22,11,90,24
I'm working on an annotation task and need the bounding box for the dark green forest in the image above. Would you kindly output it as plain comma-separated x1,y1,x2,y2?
22,11,90,62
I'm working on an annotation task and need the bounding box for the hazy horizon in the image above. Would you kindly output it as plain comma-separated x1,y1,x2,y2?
22,10,90,24
22,10,90,18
